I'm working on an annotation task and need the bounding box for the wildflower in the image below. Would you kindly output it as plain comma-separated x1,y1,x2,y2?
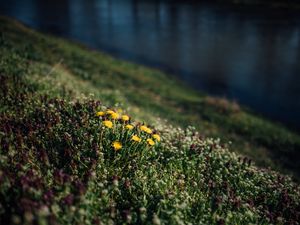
153,134,161,142
112,141,122,151
96,111,105,116
131,135,141,142
111,112,119,120
121,115,130,121
125,124,134,130
147,138,155,146
106,109,115,115
146,127,152,134
103,120,113,128
140,125,152,134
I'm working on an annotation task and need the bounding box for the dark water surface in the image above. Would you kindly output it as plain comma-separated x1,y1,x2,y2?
1,0,300,130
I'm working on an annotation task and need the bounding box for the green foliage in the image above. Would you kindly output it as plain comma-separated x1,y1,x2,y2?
1,16,300,178
1,73,300,224
0,16,300,224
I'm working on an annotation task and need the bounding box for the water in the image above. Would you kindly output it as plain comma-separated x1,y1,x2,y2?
1,0,300,130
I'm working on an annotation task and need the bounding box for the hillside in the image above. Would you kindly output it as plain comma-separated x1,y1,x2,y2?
0,16,300,224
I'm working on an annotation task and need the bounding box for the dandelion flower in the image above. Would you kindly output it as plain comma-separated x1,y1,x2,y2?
147,138,155,146
121,115,130,121
96,111,105,117
140,125,148,132
111,112,119,120
103,120,113,128
153,134,161,142
106,109,115,115
131,135,141,142
126,124,134,130
112,141,122,151
140,125,152,134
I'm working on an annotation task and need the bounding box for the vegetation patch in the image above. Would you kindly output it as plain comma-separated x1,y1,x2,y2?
0,16,300,224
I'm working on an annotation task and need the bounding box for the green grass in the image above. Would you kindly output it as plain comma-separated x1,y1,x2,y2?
1,16,299,179
0,16,300,224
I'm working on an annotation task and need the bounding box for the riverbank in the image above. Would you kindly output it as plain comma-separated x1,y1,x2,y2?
1,16,300,179
1,16,300,224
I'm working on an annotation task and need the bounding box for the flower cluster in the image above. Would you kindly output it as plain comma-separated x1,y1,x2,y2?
96,109,160,154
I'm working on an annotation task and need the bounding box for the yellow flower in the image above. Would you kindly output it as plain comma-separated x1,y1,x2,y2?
125,124,134,130
103,120,113,128
96,111,105,117
106,110,115,115
153,134,161,142
111,112,119,120
131,135,141,142
140,125,152,134
121,115,130,121
140,125,148,132
147,138,155,146
112,141,122,151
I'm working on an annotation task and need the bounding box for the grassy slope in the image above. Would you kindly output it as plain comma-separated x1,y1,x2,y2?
0,16,300,224
1,16,300,180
